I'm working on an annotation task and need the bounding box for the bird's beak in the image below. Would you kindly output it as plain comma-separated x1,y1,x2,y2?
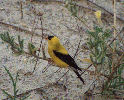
43,35,48,40
45,36,48,40
41,34,48,40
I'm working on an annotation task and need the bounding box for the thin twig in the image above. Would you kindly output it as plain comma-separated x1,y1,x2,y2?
40,18,46,59
102,53,124,91
0,21,42,37
20,1,23,19
81,64,92,75
113,0,117,52
33,16,46,72
74,39,82,58
73,24,82,58
108,53,124,81
31,13,37,42
33,17,44,72
81,68,109,78
0,21,51,37
108,27,124,46
24,51,48,61
76,16,92,30
42,63,51,73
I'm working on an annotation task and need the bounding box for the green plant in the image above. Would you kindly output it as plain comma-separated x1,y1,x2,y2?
87,26,124,97
87,26,111,65
28,43,37,55
103,59,124,95
65,0,78,17
0,32,24,54
0,32,15,47
1,66,30,100
17,35,24,53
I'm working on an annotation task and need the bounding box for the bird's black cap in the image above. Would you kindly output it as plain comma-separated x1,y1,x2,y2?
48,36,54,40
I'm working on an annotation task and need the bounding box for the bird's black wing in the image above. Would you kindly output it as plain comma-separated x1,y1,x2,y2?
53,50,82,71
53,50,85,84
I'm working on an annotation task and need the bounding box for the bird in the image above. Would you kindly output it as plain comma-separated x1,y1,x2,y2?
46,35,85,84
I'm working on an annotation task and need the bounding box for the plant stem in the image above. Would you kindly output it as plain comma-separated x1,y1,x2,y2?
113,0,116,52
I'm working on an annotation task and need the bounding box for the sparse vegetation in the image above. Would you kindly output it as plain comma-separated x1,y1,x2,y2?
66,0,124,98
1,66,30,100
87,26,124,97
0,32,24,55
0,0,124,99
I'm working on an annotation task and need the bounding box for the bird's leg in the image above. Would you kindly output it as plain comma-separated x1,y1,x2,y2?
57,70,69,82
65,69,68,83
55,70,69,91
42,63,51,73
63,69,69,88
42,58,57,73
47,58,55,65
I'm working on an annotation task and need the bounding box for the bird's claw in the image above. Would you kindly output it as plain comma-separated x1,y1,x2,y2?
47,58,55,65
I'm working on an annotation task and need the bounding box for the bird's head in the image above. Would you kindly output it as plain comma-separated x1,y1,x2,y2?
46,35,60,49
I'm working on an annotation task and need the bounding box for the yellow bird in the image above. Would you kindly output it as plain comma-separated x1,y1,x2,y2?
47,35,85,84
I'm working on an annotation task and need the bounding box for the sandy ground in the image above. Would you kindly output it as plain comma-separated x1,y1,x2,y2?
0,0,94,100
0,0,123,100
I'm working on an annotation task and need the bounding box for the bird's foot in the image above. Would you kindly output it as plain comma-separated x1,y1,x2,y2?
47,58,55,65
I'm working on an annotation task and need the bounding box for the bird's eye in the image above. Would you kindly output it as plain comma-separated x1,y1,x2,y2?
48,36,54,40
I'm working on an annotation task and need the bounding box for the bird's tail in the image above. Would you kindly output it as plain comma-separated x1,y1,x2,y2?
73,69,85,84
76,65,82,72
